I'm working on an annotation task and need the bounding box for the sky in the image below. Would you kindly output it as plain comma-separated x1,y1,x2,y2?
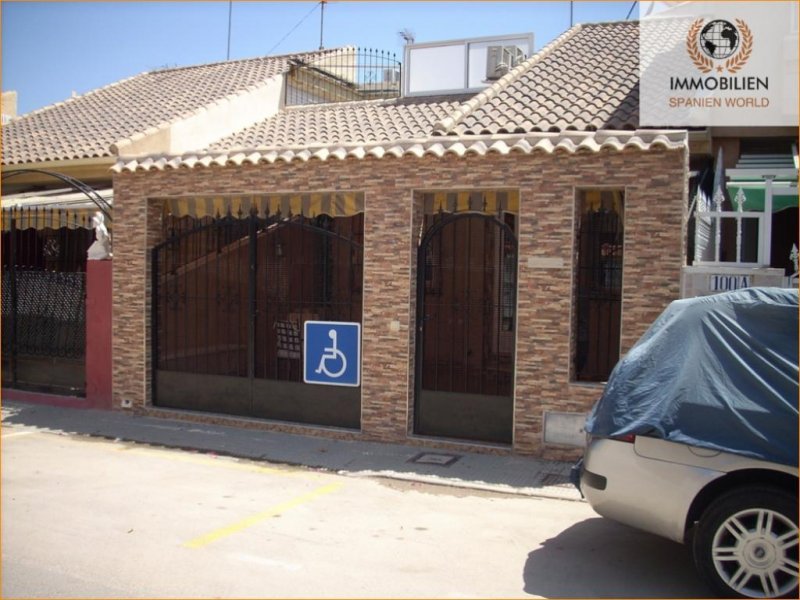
2,1,637,116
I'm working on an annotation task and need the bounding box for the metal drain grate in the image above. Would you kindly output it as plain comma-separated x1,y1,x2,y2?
539,472,572,488
408,452,462,467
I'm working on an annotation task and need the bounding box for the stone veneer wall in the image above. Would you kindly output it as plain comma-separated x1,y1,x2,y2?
112,147,687,459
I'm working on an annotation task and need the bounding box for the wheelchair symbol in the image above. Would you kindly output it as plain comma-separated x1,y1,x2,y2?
314,329,347,379
304,321,360,386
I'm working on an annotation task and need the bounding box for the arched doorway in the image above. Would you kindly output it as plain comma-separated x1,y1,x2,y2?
1,169,110,396
414,210,518,444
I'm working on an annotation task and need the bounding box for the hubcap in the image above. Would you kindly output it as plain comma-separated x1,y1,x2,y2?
711,507,798,598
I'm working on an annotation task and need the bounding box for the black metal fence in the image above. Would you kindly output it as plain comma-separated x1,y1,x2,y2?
152,211,364,428
1,207,95,395
285,47,401,105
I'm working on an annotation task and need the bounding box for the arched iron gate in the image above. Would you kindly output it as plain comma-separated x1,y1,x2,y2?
415,212,518,444
1,169,109,396
152,212,363,428
1,207,95,396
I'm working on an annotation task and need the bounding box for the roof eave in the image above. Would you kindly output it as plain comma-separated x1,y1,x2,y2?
113,129,689,173
1,156,116,172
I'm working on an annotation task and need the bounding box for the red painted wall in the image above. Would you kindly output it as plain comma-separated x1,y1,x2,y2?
85,260,113,409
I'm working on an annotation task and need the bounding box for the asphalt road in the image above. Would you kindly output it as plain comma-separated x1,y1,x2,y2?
1,424,711,598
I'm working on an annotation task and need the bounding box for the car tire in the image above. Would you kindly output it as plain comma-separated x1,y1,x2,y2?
692,485,798,598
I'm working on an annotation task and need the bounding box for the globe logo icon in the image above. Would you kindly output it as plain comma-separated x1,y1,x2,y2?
699,20,740,60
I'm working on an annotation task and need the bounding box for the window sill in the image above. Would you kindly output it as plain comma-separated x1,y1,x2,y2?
569,381,607,389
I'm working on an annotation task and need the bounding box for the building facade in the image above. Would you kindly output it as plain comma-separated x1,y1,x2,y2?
112,131,687,459
9,19,795,460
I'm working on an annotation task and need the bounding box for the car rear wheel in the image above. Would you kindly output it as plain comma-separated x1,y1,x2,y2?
692,486,798,598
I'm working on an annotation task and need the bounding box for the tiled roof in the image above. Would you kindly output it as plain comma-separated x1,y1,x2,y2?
114,130,687,172
207,20,642,153
9,19,665,173
435,21,640,136
1,50,325,165
208,95,471,151
117,19,690,173
205,20,642,158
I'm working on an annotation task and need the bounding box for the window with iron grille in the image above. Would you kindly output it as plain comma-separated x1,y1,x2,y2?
574,190,624,382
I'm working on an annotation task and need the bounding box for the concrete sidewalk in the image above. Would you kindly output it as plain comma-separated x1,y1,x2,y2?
1,400,582,502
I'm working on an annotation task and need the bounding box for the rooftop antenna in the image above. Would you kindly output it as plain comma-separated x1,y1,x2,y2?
319,0,326,50
570,1,574,27
226,1,233,60
398,28,415,45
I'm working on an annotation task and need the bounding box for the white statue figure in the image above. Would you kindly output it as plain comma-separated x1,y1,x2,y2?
87,211,112,260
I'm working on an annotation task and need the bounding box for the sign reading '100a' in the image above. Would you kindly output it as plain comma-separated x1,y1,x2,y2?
709,274,750,292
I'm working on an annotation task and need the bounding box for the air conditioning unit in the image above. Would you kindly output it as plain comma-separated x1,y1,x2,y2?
507,46,526,66
486,45,526,80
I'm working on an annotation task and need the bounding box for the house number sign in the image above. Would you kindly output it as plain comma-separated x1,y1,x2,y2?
709,274,750,292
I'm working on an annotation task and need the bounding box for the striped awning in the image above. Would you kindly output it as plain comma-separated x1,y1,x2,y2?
422,190,519,215
2,187,113,231
2,206,101,231
582,189,624,214
162,192,365,219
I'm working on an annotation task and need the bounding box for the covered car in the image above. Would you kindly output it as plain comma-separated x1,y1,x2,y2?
586,286,798,466
576,287,798,599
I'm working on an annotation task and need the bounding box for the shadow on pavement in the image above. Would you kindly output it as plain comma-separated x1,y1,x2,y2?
522,518,711,598
1,401,574,495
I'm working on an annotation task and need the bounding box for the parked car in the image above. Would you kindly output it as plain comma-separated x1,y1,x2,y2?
573,287,798,599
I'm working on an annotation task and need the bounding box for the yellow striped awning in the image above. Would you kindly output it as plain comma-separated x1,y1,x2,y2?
2,207,101,231
162,192,365,219
581,189,624,215
422,190,519,215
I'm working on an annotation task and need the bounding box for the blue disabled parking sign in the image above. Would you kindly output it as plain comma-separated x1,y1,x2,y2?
304,321,361,387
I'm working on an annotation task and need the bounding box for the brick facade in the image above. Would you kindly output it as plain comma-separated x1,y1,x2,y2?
112,147,687,459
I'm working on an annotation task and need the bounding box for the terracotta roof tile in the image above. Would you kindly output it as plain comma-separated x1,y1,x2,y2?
1,50,327,165
208,20,646,153
439,21,641,136
208,94,471,151
8,20,666,168
116,130,688,172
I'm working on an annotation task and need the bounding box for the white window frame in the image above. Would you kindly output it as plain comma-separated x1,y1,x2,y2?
693,170,797,268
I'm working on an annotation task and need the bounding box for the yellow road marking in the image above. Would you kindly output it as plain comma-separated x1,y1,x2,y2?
183,482,343,549
1,431,36,439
